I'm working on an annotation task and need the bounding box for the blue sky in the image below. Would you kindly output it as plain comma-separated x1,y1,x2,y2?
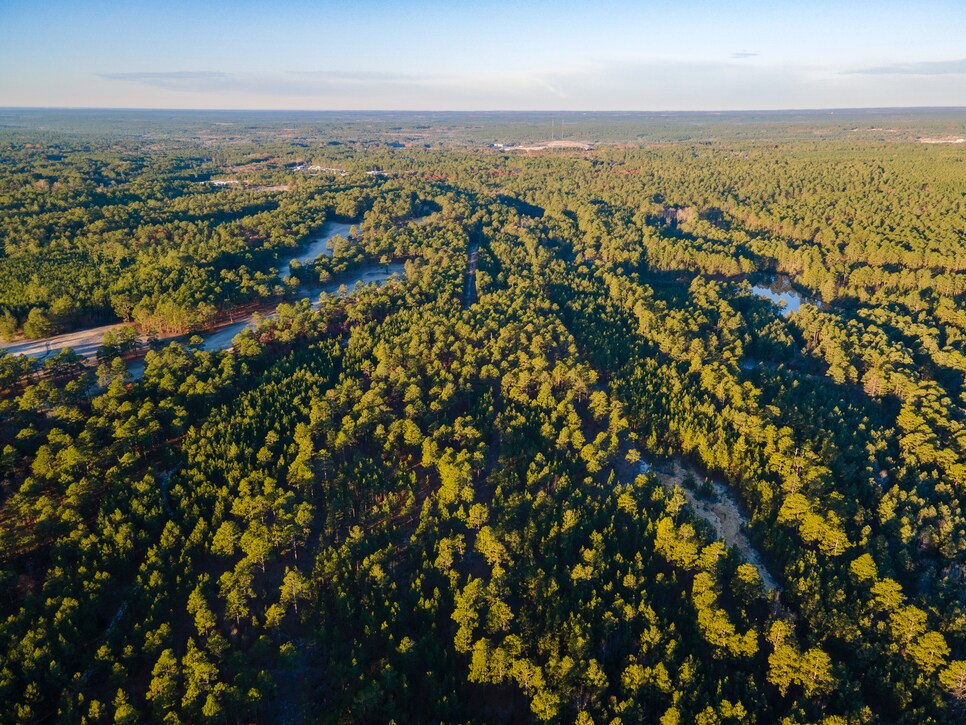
1,0,965,110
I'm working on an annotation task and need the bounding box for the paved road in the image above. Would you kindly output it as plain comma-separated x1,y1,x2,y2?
1,322,131,360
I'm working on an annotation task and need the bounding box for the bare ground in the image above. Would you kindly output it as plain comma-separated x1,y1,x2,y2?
637,457,780,592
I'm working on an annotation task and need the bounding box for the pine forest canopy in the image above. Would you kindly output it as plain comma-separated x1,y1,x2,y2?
0,109,965,723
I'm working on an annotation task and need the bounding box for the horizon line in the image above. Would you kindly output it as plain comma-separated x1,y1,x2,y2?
2,105,966,115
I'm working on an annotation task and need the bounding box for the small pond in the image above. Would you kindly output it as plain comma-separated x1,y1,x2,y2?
750,274,822,316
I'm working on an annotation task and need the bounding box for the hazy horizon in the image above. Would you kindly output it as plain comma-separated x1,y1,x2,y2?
3,105,966,113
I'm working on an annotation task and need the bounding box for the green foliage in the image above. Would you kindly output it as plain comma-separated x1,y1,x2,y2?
0,115,964,723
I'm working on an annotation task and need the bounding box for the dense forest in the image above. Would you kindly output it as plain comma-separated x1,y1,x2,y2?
1,111,965,723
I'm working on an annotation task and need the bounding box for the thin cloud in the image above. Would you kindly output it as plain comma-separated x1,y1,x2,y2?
730,52,759,59
96,60,801,109
99,70,436,97
845,58,966,75
98,68,570,105
91,57,966,110
100,71,230,85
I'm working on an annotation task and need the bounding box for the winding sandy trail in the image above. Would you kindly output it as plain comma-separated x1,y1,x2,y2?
642,458,780,592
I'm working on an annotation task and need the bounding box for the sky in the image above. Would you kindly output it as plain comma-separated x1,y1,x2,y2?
1,0,965,111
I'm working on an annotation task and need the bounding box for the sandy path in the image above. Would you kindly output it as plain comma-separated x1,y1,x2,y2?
643,458,780,592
